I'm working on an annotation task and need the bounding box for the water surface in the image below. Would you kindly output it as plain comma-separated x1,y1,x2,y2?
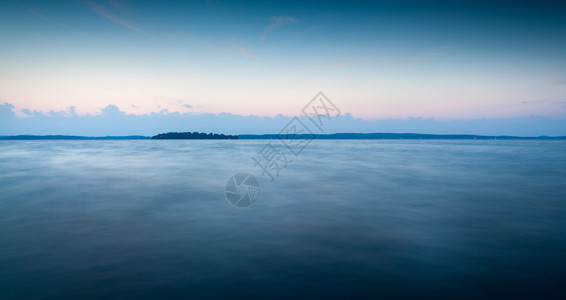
1,140,565,299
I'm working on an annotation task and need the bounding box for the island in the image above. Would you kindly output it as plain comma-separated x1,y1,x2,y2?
151,132,238,139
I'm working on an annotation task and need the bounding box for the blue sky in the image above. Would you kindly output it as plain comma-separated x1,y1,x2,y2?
1,0,566,135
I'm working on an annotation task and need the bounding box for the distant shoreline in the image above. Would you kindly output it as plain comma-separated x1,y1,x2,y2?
1,133,566,140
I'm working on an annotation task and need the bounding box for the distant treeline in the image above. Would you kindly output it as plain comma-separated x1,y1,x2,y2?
151,132,239,139
0,135,150,140
239,133,566,140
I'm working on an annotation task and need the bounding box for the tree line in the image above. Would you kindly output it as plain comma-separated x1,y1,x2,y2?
151,132,239,139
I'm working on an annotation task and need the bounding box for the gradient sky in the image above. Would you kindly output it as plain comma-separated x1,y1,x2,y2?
1,0,566,124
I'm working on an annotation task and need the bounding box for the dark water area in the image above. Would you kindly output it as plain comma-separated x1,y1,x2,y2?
1,140,565,299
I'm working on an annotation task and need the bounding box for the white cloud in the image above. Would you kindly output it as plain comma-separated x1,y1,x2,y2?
263,16,298,39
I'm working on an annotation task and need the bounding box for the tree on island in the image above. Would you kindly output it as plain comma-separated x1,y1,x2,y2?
151,132,238,139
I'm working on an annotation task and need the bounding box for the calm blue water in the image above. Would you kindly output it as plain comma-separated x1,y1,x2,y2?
1,140,566,299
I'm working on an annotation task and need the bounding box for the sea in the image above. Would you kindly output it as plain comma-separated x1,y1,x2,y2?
1,140,565,299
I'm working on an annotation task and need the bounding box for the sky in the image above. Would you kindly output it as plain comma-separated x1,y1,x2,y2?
1,0,566,135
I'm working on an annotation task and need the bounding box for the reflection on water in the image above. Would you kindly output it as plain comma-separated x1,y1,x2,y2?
1,140,566,299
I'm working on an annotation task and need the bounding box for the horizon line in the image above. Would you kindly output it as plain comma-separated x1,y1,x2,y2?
2,133,566,140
